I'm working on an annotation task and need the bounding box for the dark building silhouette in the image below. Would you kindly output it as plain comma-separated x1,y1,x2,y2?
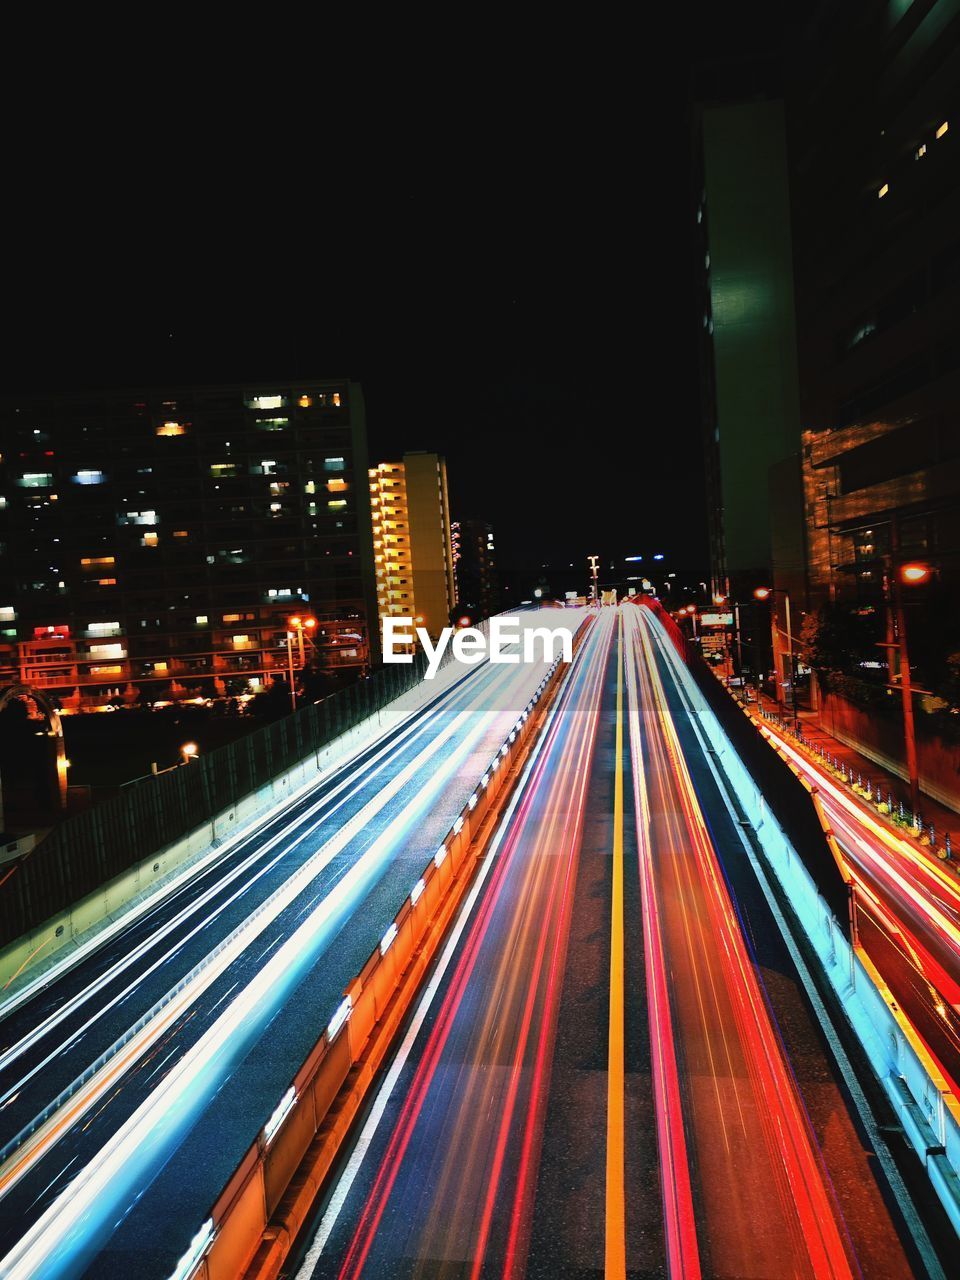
787,4,959,617
452,520,500,622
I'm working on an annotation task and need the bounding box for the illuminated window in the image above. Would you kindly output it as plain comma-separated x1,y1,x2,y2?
247,394,285,410
223,613,241,623
878,183,889,199
173,530,189,538
298,394,312,408
88,642,126,659
155,422,186,437
95,578,118,586
324,456,346,473
88,621,121,636
915,143,927,160
142,532,159,548
73,469,106,485
210,462,237,475
328,499,347,509
270,502,282,513
304,480,316,495
232,634,250,646
327,478,348,493
89,664,124,676
18,473,53,488
936,120,949,140
121,510,158,526
153,661,168,673
256,417,289,430
331,392,342,407
80,556,116,567
195,615,208,625
0,605,15,622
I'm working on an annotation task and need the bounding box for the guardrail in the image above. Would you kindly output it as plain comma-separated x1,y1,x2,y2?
178,619,591,1280
642,604,960,1235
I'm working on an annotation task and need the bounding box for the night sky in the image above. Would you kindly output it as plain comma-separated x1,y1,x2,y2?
5,7,793,584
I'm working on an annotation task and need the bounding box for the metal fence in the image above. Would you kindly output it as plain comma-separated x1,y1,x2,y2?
1,654,435,946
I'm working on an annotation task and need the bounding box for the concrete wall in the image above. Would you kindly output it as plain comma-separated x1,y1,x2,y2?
821,689,960,816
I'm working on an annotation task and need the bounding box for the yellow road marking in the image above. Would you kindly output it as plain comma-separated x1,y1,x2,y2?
606,612,626,1279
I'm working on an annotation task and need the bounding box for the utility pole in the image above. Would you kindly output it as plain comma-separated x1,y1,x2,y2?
285,629,297,715
890,518,922,817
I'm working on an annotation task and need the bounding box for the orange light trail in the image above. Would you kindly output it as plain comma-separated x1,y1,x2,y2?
336,614,613,1279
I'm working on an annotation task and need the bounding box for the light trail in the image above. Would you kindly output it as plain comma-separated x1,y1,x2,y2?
332,611,613,1279
0,640,565,1277
0,646,521,1069
604,612,626,1280
623,607,701,1280
627,604,856,1279
757,718,960,1097
0,703,480,1202
761,722,960,972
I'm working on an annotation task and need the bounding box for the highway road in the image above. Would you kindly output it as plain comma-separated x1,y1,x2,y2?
297,604,930,1279
757,716,960,1097
0,615,581,1279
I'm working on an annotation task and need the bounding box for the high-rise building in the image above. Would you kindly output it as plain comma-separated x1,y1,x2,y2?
694,97,804,604
368,451,456,641
0,380,378,702
788,3,959,615
452,519,500,622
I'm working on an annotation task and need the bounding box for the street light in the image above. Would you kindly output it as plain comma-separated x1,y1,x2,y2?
285,615,318,714
754,586,798,731
180,741,199,764
890,557,931,816
588,554,599,603
900,563,931,585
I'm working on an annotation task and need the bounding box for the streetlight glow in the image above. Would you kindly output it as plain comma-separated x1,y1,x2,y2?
900,563,931,585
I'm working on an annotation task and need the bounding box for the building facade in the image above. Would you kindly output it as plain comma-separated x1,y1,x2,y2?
451,519,499,622
788,2,959,623
0,380,377,704
368,451,456,641
694,97,805,604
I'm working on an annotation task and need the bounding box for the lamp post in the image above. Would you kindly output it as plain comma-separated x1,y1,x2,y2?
889,543,930,818
286,615,318,715
588,555,599,603
754,586,798,731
